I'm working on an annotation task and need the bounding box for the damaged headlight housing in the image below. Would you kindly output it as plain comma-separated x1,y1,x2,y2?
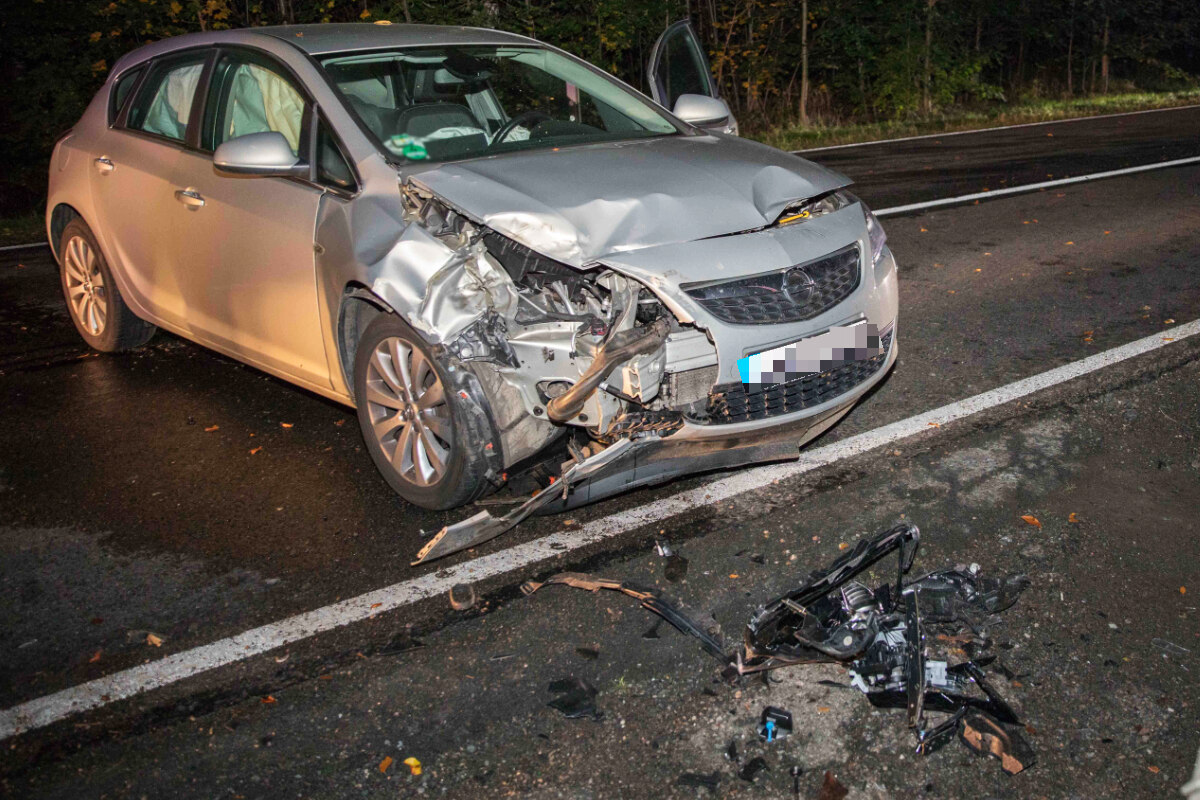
848,192,887,266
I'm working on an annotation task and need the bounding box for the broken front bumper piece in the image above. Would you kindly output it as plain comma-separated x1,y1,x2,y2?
739,522,1035,773
411,360,889,565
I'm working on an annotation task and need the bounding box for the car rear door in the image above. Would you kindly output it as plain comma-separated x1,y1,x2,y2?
166,47,331,388
90,50,210,329
646,20,738,134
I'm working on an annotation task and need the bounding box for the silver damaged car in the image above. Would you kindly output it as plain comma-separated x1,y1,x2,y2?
46,22,899,563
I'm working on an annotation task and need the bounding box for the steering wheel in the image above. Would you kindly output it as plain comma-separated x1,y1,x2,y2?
491,110,553,147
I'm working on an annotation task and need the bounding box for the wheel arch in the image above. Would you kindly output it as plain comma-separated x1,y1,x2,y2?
48,204,83,263
336,282,398,404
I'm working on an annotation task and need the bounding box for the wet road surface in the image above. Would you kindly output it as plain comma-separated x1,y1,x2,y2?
1,108,1198,797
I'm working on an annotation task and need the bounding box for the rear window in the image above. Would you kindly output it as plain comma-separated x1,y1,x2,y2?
108,67,143,124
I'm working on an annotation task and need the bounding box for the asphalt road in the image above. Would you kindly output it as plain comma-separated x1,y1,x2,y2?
2,108,1198,798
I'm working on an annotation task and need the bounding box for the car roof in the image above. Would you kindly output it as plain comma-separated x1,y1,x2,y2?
110,23,541,73
256,22,537,54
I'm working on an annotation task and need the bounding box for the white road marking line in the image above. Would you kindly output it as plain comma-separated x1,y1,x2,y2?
2,321,1198,741
793,103,1200,154
0,241,48,252
873,155,1200,217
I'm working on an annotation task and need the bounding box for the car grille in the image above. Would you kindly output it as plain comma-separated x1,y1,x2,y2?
683,246,861,325
704,330,892,424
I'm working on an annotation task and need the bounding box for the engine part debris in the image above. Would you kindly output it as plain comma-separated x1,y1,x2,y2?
738,521,1034,774
522,572,728,661
757,706,793,742
448,583,476,611
547,677,602,720
737,756,769,783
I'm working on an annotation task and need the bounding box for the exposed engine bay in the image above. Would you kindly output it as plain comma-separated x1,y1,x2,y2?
398,178,715,449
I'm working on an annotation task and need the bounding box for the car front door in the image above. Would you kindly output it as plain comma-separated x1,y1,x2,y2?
646,20,738,134
168,48,330,388
90,50,210,329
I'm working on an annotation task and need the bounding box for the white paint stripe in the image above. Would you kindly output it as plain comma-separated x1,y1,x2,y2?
2,319,1199,741
0,241,48,253
874,156,1200,217
793,103,1200,154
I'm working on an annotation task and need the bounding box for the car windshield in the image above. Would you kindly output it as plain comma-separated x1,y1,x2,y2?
319,45,680,163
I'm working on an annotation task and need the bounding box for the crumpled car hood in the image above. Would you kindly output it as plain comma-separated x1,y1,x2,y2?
407,133,850,267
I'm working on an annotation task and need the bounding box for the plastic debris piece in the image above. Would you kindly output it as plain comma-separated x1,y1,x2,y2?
664,554,689,583
675,772,721,791
817,771,849,800
737,756,769,783
403,757,422,776
757,706,794,742
547,677,602,720
1151,638,1190,656
958,712,1036,775
449,583,476,611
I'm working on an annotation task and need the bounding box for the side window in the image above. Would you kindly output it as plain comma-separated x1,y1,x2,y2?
316,120,358,192
109,66,143,124
203,51,307,156
127,54,207,142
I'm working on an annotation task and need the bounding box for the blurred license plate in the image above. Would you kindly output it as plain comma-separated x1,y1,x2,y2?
738,322,881,387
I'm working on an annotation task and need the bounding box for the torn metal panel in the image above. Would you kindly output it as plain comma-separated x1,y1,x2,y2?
521,571,728,661
411,438,642,564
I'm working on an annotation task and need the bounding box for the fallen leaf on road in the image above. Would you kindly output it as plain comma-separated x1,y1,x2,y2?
928,422,941,428
1065,241,1074,245
729,574,739,579
146,633,163,647
249,446,263,455
838,542,849,550
1181,587,1187,595
370,602,382,609
89,650,102,663
261,695,276,704
1103,230,1111,234
334,419,345,426
1164,318,1175,324
1020,515,1042,528
204,425,219,432
1148,766,1160,774
379,756,393,774
280,422,293,428
1068,513,1080,523
817,706,831,713
403,757,422,775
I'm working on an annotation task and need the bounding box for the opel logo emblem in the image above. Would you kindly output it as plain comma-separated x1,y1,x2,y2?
784,266,816,304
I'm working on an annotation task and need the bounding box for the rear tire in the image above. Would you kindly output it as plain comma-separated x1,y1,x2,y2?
58,218,155,352
353,313,492,510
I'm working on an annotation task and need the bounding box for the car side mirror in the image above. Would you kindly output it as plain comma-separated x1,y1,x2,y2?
672,94,731,128
213,131,309,178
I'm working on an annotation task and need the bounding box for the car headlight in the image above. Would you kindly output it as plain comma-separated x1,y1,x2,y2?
849,193,887,265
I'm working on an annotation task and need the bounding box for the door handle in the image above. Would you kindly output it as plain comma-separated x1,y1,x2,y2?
93,157,115,175
174,187,205,210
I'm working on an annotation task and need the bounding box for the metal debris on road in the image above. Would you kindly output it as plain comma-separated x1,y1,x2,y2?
521,573,727,660
738,522,1035,773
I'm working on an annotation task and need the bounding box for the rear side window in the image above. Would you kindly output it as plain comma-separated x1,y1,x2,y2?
108,67,143,124
127,53,208,142
202,51,307,155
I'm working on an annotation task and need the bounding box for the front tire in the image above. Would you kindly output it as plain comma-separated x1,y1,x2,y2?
58,218,155,351
353,313,492,510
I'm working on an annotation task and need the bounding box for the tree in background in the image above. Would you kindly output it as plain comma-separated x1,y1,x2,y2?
1,0,1197,215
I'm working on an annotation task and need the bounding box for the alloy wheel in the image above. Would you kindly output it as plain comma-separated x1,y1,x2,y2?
63,235,107,336
364,336,453,487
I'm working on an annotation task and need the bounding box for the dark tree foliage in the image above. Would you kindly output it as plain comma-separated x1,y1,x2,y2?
1,0,1197,213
